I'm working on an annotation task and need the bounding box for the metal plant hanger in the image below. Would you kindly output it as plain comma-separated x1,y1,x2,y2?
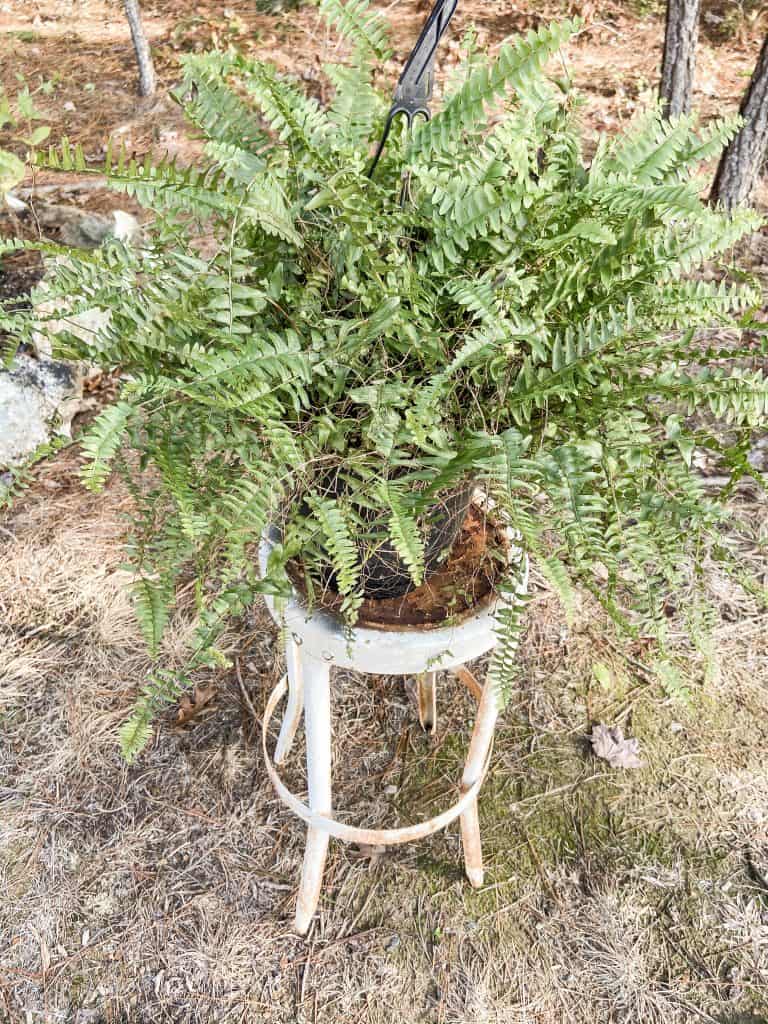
367,0,459,181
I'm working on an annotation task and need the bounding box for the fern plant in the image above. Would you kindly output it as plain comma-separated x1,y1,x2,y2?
2,3,766,759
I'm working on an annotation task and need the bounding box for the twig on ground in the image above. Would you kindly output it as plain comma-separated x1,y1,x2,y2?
296,936,315,1020
235,656,262,733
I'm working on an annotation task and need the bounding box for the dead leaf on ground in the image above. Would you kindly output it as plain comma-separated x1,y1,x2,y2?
175,682,217,728
589,723,644,769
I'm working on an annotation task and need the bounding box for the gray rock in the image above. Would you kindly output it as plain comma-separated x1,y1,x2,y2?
3,191,27,212
748,436,768,473
0,201,137,467
28,207,139,356
31,296,111,358
0,352,83,468
33,202,141,249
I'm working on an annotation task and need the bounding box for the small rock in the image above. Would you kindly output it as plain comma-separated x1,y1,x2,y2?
112,209,142,244
3,191,27,212
748,437,768,473
31,297,111,358
698,76,718,98
670,721,684,734
592,560,609,582
350,843,386,862
32,202,142,248
158,130,185,158
0,352,83,468
59,210,130,248
63,100,76,112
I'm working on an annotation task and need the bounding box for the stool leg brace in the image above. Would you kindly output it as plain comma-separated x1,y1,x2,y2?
267,645,498,936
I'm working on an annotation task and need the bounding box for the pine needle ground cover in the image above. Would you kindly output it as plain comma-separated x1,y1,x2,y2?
1,448,766,1022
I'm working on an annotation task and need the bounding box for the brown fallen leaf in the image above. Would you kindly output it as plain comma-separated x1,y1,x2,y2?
589,723,644,769
175,682,217,728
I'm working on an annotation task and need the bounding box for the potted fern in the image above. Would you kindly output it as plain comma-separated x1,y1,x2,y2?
2,2,766,762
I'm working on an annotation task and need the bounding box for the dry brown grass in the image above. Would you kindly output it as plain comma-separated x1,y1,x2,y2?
1,447,767,1024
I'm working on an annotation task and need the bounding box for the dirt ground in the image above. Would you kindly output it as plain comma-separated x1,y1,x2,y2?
1,1,768,1023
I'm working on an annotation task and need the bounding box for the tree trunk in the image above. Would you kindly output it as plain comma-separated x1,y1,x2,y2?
659,0,701,118
711,34,768,210
124,0,156,98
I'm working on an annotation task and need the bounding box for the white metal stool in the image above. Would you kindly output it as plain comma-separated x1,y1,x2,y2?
259,527,528,935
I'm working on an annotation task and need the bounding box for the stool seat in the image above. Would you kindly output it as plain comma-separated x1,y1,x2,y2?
258,525,528,935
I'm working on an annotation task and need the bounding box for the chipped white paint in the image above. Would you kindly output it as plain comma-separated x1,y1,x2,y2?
259,524,525,676
295,657,332,936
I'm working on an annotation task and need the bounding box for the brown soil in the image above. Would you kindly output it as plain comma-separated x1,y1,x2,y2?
292,504,510,630
0,244,45,354
0,247,44,306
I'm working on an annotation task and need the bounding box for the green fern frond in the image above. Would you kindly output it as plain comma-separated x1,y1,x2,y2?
487,553,530,707
240,60,335,168
119,702,155,763
119,668,192,762
179,52,268,149
319,0,391,60
133,577,171,657
79,401,134,492
309,496,361,614
410,20,579,160
325,61,386,147
381,483,426,587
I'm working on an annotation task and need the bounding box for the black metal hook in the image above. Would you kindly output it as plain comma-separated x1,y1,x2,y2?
367,0,459,179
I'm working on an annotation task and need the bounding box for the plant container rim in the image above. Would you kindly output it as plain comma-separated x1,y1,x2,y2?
259,502,529,675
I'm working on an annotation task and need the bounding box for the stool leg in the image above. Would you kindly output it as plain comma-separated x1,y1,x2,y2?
417,671,438,735
275,637,304,765
460,678,498,888
294,656,332,936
